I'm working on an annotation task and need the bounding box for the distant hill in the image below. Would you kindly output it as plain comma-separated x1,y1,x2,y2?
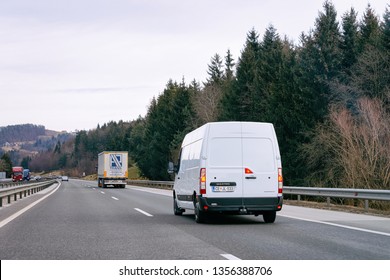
0,124,74,165
0,124,46,144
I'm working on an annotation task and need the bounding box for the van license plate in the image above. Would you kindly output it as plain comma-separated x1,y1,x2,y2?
212,186,235,192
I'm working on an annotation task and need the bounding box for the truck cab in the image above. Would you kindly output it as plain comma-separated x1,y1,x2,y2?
23,169,30,181
12,166,24,182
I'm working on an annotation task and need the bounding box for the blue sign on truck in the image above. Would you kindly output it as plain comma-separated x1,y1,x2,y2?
110,154,123,169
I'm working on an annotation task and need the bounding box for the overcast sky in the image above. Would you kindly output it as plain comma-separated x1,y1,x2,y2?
1,0,388,132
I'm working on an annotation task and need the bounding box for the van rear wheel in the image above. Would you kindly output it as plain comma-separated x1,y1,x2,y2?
263,211,276,223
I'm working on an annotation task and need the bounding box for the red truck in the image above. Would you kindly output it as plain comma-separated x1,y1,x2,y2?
12,166,23,182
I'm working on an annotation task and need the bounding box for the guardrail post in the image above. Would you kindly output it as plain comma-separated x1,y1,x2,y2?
14,193,17,202
298,195,301,202
8,195,11,204
0,197,2,207
327,197,330,207
364,200,369,211
20,192,22,199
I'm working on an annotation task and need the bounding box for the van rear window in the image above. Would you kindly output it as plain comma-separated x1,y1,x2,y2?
208,137,276,171
243,138,275,172
209,138,242,167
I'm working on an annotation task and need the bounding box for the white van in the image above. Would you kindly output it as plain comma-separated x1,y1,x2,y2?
168,121,283,223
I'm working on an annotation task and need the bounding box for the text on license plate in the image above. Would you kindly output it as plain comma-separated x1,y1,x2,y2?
212,186,235,192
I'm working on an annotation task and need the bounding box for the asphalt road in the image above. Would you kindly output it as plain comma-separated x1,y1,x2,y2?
0,179,389,260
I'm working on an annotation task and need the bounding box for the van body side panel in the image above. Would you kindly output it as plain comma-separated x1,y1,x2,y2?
175,124,207,210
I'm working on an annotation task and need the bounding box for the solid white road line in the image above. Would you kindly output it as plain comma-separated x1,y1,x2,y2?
134,208,153,217
279,214,390,237
111,196,119,201
129,186,172,197
220,254,241,260
0,183,61,229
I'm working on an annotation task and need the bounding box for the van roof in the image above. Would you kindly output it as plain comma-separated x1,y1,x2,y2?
182,121,275,147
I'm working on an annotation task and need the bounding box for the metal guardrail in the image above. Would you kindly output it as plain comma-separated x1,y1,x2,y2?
127,180,174,188
283,186,390,201
0,180,57,207
0,180,32,189
283,186,390,210
126,180,390,211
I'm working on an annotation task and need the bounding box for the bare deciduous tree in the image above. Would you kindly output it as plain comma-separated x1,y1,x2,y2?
304,97,390,192
192,84,222,124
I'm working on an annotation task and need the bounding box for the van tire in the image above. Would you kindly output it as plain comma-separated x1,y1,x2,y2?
194,202,206,223
263,211,276,223
173,197,183,216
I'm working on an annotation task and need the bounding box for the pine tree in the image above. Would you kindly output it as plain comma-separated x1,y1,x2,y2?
380,7,390,101
350,5,388,99
313,0,342,81
359,4,381,50
340,8,359,74
257,25,284,121
0,153,13,177
224,49,235,81
205,53,224,86
134,80,195,180
381,7,390,51
296,1,342,123
220,28,260,121
21,156,31,169
128,117,148,178
265,36,310,184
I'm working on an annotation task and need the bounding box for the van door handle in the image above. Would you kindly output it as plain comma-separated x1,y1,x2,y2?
245,176,256,179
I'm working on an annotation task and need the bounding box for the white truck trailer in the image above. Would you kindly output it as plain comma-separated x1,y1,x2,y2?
98,151,128,188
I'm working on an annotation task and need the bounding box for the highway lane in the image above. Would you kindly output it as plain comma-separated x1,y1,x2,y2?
0,179,389,260
0,180,233,259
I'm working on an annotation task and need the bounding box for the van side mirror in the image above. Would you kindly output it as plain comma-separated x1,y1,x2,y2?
167,162,176,174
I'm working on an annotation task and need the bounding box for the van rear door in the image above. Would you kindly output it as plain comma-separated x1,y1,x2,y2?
241,123,278,198
242,137,277,197
206,123,243,199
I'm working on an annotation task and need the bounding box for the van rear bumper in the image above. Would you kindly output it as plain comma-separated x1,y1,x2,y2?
198,196,283,214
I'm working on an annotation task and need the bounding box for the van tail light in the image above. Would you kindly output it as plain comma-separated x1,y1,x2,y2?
278,168,283,194
245,168,253,174
200,168,206,195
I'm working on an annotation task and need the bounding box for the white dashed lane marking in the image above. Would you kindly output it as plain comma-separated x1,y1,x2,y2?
134,208,153,217
220,254,241,260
